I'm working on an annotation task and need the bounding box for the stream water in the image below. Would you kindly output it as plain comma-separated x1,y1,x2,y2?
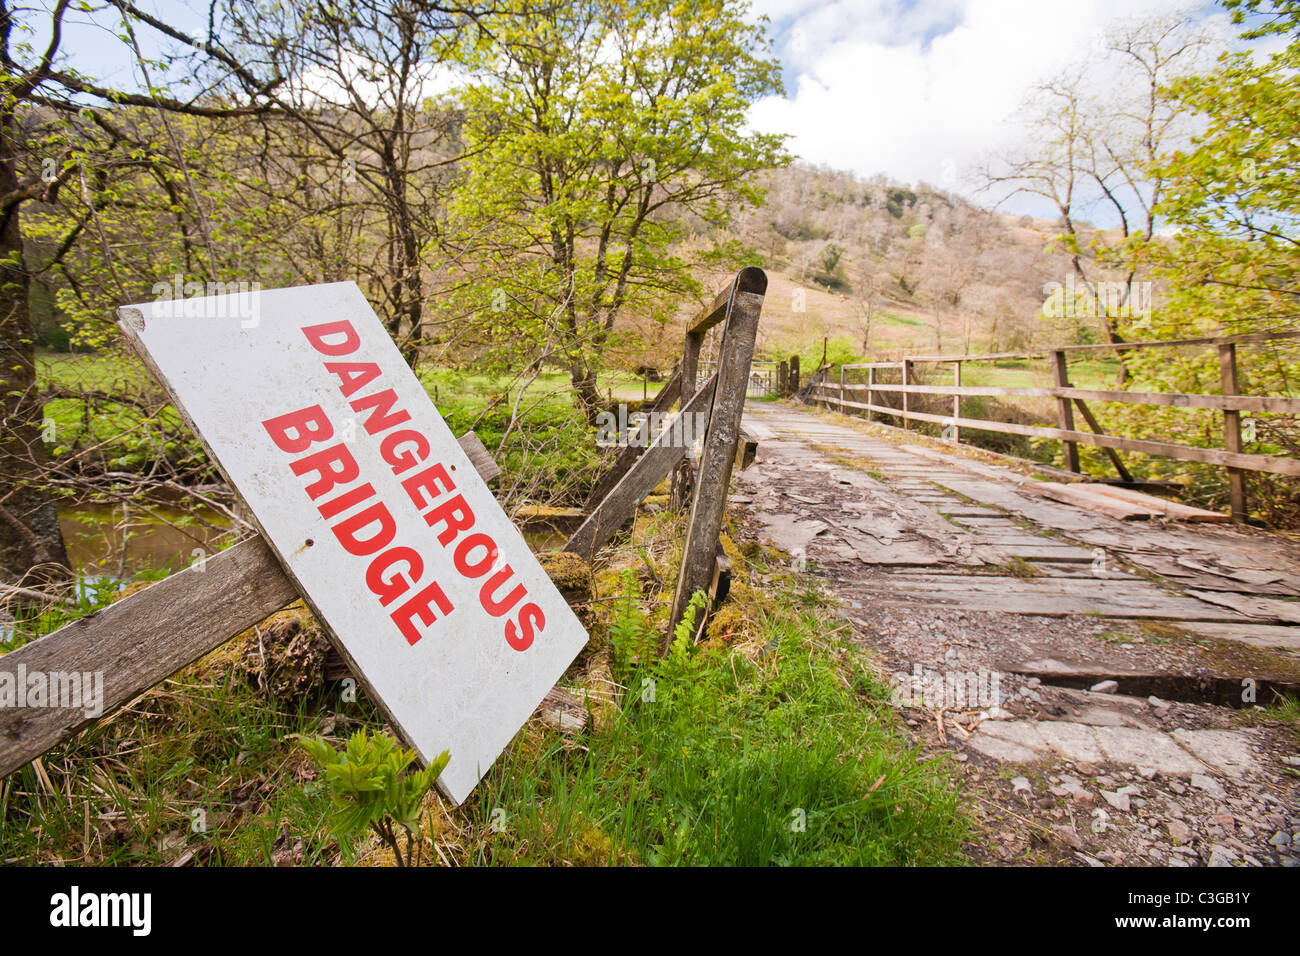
59,502,236,581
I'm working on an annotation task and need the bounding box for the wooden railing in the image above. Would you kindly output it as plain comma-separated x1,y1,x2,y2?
566,267,767,634
807,330,1300,521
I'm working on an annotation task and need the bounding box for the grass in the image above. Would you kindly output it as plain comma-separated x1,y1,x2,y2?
0,517,968,867
36,349,664,507
464,559,965,866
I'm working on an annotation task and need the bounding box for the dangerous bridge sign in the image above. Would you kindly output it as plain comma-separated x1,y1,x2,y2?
118,281,589,804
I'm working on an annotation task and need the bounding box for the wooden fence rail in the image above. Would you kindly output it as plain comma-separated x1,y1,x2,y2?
809,331,1300,521
565,267,766,636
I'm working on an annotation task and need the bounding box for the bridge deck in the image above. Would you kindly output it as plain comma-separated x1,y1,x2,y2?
735,400,1300,866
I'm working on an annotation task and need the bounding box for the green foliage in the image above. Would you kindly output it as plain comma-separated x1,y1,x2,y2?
437,0,790,409
468,566,967,866
1094,5,1300,522
301,730,449,867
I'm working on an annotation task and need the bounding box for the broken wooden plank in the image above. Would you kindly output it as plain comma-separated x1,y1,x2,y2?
735,426,759,471
1035,482,1154,520
1081,483,1230,523
0,536,297,779
583,368,683,509
1187,589,1300,624
457,429,502,483
565,374,718,559
531,685,588,733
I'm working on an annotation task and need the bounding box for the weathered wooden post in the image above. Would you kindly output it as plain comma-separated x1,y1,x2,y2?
1219,342,1248,521
839,364,847,411
1051,349,1081,473
951,360,961,444
789,354,800,395
668,267,765,639
866,364,875,422
901,359,912,430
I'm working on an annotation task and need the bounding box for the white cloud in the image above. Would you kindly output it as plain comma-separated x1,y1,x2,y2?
748,0,1222,210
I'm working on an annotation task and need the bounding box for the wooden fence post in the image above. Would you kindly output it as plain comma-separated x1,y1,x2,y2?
902,359,912,429
1052,349,1081,472
669,268,765,639
789,354,799,395
1219,342,1248,521
951,361,961,443
865,365,875,422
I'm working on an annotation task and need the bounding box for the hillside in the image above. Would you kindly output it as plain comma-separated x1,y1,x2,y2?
624,163,1140,371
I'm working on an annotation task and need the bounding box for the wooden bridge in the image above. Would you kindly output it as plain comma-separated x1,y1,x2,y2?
732,392,1300,865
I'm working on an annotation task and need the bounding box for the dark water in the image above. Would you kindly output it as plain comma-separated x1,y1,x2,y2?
59,502,236,580
57,503,566,580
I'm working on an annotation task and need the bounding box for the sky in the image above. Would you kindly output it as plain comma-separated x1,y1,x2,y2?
28,0,1263,220
744,0,1236,215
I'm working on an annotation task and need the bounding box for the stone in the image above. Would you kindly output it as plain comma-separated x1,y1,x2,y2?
968,720,1049,763
1207,845,1237,868
1209,813,1235,829
1011,776,1032,794
1053,826,1083,850
1037,721,1105,764
1171,729,1256,778
1095,727,1204,776
1191,773,1227,799
1168,820,1191,845
1269,831,1290,847
1100,790,1131,812
1090,680,1119,694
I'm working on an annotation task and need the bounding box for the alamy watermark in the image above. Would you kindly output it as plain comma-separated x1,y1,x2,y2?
151,274,262,328
1042,275,1152,324
0,665,104,718
595,404,709,449
890,662,1003,710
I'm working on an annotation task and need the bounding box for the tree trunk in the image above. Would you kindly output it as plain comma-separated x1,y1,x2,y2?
570,364,601,425
0,112,71,584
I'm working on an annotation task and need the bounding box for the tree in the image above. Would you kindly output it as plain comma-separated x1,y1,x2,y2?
1122,0,1300,520
979,17,1218,381
217,0,485,365
436,0,788,419
0,0,277,584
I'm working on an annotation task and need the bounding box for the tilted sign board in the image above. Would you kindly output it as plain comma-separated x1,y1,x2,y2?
118,282,589,804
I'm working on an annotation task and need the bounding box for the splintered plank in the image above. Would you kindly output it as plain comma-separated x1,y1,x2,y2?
1187,590,1300,624
847,575,1248,621
0,536,299,778
1079,484,1230,523
932,478,1103,532
1172,622,1300,651
1035,482,1153,520
566,374,718,558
